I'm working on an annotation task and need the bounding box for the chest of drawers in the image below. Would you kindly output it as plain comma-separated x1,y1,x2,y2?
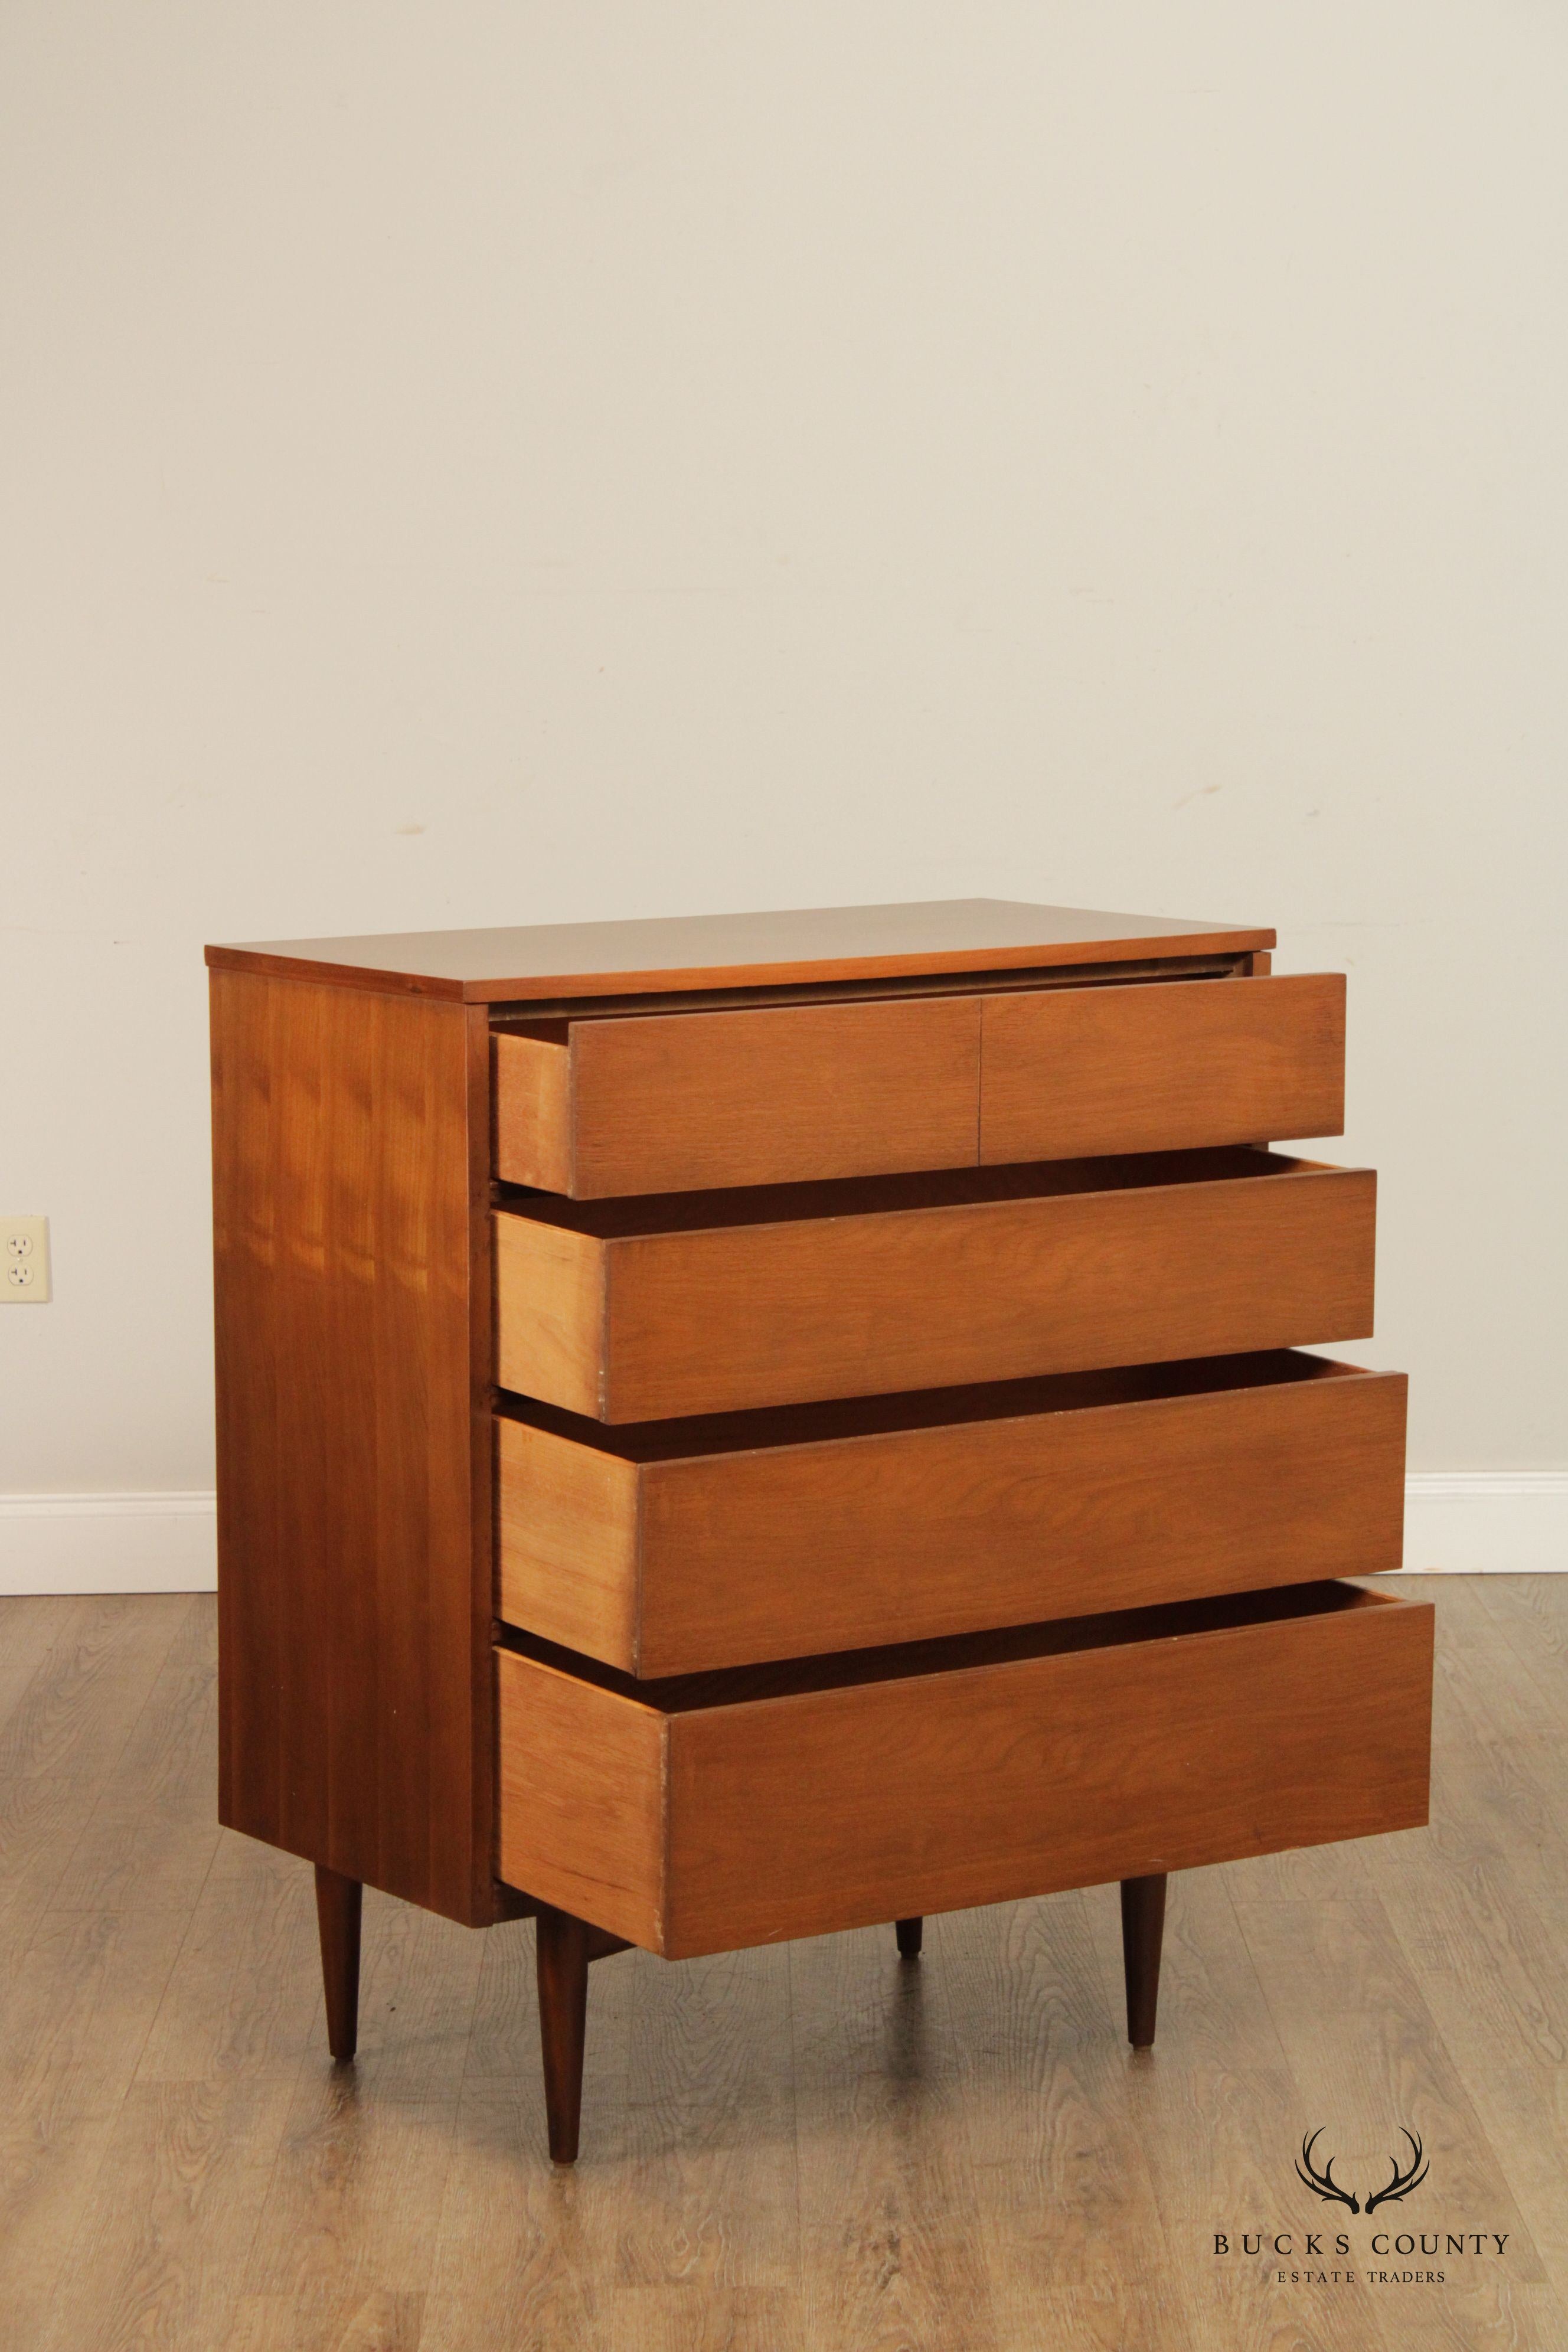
206,898,1430,2162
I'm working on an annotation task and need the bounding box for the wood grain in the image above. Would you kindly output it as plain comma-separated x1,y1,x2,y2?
496,994,983,1197
9,1582,1568,2350
1368,1587,1568,2313
496,1416,642,1665
1230,1896,1550,2338
35,2080,294,2352
491,1030,571,1191
492,1211,607,1417
0,1910,198,2352
496,1583,1432,1960
234,2056,463,2352
205,897,1275,1003
495,1353,1407,1673
494,1149,1377,1420
936,1895,1176,2351
603,1954,798,2324
210,968,496,1925
981,970,1345,1161
495,1652,668,1948
788,1926,1000,2351
0,1596,74,1735
45,1596,218,1915
0,1596,192,1932
133,1827,324,2086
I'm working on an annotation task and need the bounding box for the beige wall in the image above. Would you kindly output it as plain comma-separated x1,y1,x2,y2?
2,3,1564,1494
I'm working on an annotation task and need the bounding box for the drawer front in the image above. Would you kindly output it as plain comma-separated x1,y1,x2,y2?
496,1357,1407,1674
981,972,1344,1163
496,1586,1433,1957
494,996,981,1196
493,1154,1376,1421
490,963,1306,1200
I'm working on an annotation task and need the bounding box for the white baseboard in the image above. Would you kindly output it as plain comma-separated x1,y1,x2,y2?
1402,1473,1568,1574
0,1492,217,1595
0,1475,1564,1597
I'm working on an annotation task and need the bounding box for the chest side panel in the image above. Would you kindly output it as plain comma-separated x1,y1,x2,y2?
210,968,495,1923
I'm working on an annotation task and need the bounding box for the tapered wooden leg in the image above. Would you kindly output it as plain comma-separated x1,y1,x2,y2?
1119,1873,1167,2049
314,1864,362,2063
536,1904,591,2163
895,1915,923,1959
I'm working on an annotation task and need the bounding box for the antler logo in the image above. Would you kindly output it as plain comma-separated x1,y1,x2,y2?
1365,2130,1429,2214
1295,2128,1429,2215
1296,2129,1360,2212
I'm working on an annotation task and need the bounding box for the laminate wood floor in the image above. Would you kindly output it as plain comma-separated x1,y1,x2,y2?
1,1576,1564,2351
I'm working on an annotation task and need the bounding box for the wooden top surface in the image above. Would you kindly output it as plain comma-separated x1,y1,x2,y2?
205,899,1273,1003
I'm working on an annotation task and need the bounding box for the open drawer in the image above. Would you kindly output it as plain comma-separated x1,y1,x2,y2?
494,1148,1376,1421
496,1581,1433,1958
492,971,1345,1197
496,1352,1407,1674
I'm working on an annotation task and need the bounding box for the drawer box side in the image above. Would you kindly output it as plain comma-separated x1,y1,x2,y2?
494,1211,606,1418
496,1417,642,1667
495,1650,668,1948
493,1031,573,1191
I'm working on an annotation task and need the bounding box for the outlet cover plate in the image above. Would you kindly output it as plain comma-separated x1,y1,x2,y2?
3,1216,51,1303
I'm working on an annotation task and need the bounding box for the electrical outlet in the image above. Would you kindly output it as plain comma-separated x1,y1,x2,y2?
2,1215,51,1302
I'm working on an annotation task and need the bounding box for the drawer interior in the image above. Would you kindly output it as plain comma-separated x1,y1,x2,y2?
496,1576,1400,1714
488,952,1247,1028
498,1145,1337,1239
495,1345,1376,1460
